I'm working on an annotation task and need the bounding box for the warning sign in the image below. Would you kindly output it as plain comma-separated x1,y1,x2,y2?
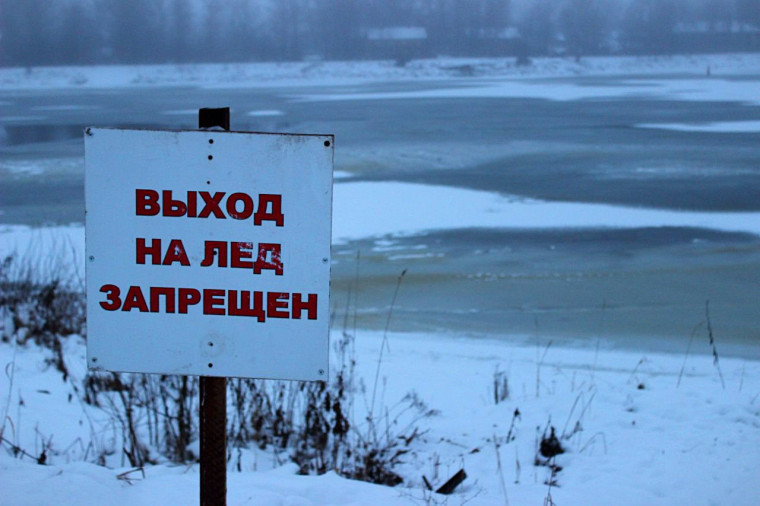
85,128,333,380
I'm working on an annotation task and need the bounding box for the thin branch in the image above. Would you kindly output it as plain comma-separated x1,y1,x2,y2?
705,301,725,390
370,269,407,422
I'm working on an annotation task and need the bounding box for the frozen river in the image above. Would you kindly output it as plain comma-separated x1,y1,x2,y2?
2,66,759,353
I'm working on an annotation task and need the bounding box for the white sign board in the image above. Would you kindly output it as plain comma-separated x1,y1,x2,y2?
85,128,333,381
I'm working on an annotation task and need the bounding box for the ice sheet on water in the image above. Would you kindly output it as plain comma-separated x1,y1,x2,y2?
31,105,100,112
247,110,285,117
2,179,760,268
332,181,760,243
2,53,759,91
296,76,760,105
637,120,760,133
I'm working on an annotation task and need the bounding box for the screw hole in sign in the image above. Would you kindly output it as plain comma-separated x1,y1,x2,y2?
208,363,213,368
324,140,330,147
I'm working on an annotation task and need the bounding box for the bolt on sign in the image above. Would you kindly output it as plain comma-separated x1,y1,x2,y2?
85,128,333,381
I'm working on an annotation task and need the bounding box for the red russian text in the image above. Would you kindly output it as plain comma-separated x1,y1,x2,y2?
135,189,283,226
292,293,318,320
201,241,283,274
253,194,284,226
228,290,266,322
99,284,121,311
253,243,283,275
97,284,318,322
136,238,190,266
122,286,149,312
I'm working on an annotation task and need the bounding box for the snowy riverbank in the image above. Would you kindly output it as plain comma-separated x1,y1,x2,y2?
1,329,758,505
1,53,759,91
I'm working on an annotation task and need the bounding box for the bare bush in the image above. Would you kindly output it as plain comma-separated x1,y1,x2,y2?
1,254,84,380
1,253,431,485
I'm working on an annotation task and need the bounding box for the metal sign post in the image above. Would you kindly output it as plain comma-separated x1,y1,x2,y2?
199,107,229,506
200,372,227,505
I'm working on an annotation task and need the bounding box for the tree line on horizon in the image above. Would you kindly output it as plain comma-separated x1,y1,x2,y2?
1,0,758,67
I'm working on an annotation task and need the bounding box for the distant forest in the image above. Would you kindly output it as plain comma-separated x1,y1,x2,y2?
1,0,759,67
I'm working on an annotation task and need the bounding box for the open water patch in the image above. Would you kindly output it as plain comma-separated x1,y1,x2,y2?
0,124,83,146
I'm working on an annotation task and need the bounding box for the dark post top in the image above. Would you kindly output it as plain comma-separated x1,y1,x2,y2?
199,107,230,131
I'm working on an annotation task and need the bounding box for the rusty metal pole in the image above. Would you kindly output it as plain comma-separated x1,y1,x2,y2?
199,107,229,506
200,375,227,505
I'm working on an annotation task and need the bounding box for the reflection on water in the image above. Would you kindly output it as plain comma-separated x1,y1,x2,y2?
1,124,84,146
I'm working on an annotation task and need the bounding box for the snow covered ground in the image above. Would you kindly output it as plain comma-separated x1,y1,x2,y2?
2,180,759,504
2,329,759,505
